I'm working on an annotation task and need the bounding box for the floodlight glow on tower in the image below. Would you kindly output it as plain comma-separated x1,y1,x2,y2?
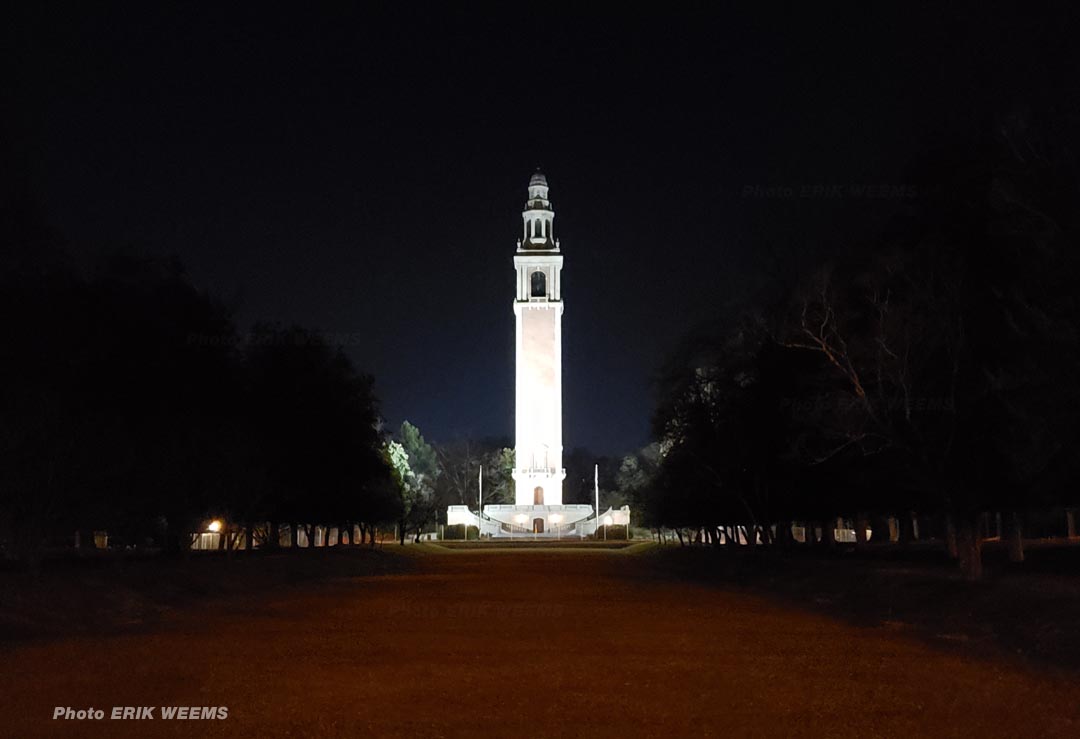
443,172,629,538
511,170,566,505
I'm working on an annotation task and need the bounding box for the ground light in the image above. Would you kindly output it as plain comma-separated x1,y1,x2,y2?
550,513,563,540
514,513,528,540
604,515,613,541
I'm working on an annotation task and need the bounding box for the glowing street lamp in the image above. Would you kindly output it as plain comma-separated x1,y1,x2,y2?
549,513,563,541
207,519,222,533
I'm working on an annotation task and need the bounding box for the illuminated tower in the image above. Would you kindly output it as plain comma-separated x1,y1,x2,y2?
444,171,629,537
511,171,566,506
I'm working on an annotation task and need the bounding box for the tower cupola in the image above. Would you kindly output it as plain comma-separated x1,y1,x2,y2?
520,169,558,251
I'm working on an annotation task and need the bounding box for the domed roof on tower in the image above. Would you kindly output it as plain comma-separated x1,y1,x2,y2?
529,170,548,187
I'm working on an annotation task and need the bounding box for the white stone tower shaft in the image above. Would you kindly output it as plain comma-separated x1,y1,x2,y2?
511,171,566,505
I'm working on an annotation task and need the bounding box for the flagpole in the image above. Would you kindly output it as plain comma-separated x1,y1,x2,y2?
594,464,599,537
478,464,483,539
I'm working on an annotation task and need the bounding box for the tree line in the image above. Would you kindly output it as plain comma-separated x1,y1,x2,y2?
0,241,416,568
622,109,1080,579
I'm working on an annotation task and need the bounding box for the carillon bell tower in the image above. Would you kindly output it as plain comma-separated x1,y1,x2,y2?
511,171,566,506
444,170,629,537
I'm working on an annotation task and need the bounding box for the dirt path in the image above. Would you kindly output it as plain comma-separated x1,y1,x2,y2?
3,546,1079,738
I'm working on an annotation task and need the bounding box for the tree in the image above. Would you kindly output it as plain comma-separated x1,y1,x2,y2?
400,421,438,486
434,438,480,508
395,421,440,543
615,443,661,527
649,315,797,545
386,440,419,545
243,324,390,549
479,446,515,505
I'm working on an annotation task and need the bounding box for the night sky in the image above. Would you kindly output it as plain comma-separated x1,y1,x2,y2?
6,5,1073,454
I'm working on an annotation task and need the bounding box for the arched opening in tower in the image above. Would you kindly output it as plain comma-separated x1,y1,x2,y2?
531,270,546,297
